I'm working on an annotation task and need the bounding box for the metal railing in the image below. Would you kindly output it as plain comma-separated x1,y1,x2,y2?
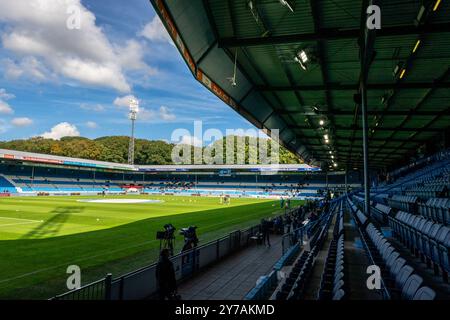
281,201,338,254
51,274,112,300
346,197,391,300
50,207,302,300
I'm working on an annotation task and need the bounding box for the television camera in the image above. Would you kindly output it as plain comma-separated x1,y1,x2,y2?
180,226,199,252
156,223,176,256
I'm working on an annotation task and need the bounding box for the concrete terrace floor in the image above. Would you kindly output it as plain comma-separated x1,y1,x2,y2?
178,235,283,300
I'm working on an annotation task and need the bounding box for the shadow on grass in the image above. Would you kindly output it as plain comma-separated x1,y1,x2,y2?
21,206,84,239
0,200,301,298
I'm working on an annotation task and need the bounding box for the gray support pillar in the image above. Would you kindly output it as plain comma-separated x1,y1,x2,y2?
345,170,348,194
361,79,371,217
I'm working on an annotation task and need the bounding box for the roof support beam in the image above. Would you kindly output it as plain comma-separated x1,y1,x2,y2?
309,0,336,135
370,68,450,155
256,82,450,91
289,125,442,133
280,109,448,116
218,22,450,47
379,107,450,163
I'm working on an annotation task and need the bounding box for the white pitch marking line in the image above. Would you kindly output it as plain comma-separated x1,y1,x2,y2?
0,216,43,223
0,221,42,228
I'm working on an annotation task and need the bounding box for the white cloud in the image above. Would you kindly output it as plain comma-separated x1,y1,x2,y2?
0,0,155,92
0,88,15,114
115,40,158,75
159,106,176,121
0,100,13,114
138,105,176,122
113,95,138,108
139,16,174,45
85,121,97,129
80,103,105,112
0,88,15,100
178,135,203,147
0,100,14,114
3,57,50,81
11,117,33,127
139,107,156,120
40,122,80,140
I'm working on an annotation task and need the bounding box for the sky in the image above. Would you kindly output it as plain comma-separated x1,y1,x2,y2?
0,0,257,145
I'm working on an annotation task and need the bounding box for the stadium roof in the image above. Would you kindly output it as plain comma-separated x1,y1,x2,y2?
0,149,319,172
150,0,450,170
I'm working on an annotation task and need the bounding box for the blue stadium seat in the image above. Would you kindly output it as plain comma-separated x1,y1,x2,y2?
395,265,414,289
412,286,436,300
332,289,345,300
390,258,407,279
401,274,423,300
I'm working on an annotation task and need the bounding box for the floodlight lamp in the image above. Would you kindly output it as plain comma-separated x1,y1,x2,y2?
129,99,139,113
299,50,308,63
333,163,338,167
319,119,325,126
279,0,294,12
294,50,309,71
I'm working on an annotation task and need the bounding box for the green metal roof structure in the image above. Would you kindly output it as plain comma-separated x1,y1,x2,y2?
150,0,450,170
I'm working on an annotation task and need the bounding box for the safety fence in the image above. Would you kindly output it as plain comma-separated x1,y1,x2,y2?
247,198,342,300
51,207,301,300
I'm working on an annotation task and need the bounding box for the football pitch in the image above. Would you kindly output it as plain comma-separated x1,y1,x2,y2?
0,195,301,299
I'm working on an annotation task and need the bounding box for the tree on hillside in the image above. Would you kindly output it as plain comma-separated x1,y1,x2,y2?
0,135,302,165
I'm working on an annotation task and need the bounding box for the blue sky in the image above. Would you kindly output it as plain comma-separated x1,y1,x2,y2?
0,0,255,144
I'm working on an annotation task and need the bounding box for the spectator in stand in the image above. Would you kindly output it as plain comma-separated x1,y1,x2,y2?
285,214,292,233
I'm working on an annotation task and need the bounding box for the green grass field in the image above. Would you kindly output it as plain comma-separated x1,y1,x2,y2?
0,195,301,299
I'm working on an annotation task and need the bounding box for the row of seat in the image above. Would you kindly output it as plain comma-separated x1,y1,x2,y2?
418,198,450,226
387,195,418,213
371,203,392,225
389,211,450,278
318,202,345,300
349,199,437,300
318,233,345,300
405,185,448,199
274,199,342,300
275,251,312,300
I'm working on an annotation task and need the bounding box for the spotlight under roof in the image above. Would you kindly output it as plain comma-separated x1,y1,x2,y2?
279,0,294,12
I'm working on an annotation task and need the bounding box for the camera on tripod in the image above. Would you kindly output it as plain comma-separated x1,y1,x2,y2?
156,223,176,240
180,226,199,252
157,223,176,256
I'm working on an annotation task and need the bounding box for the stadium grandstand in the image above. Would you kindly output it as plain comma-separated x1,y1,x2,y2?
0,149,358,198
0,0,449,307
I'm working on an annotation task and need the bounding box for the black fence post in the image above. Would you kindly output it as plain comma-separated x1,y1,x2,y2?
216,239,220,260
104,273,112,300
119,276,124,300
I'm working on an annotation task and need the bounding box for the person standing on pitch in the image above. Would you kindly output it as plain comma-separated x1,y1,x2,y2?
155,249,178,300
